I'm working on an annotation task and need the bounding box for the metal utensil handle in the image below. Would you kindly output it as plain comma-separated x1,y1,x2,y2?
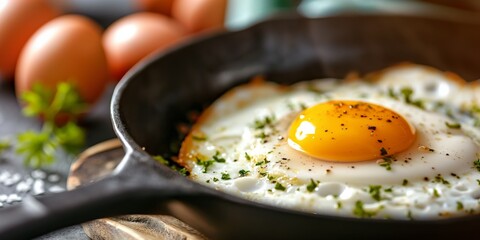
0,152,193,240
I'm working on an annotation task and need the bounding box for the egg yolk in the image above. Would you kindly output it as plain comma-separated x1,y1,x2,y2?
287,100,416,162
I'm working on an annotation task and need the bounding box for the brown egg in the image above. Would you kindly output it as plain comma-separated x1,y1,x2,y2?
15,15,109,105
135,0,174,15
103,12,186,81
172,0,227,33
0,0,61,80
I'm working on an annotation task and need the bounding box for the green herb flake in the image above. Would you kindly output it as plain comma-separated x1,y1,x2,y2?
275,183,286,191
401,87,413,102
477,179,480,185
239,169,250,177
196,158,215,173
153,155,188,176
400,87,424,109
407,210,413,220
213,177,219,182
474,159,480,172
402,179,409,186
433,189,440,198
378,157,393,171
457,201,464,210
353,201,376,218
368,185,382,201
192,135,207,141
387,88,397,99
306,179,318,192
177,168,187,176
253,115,275,129
212,151,226,163
445,122,461,129
221,172,231,180
255,132,268,139
336,201,343,209
196,151,227,173
153,155,169,165
256,158,270,166
299,102,307,110
307,84,323,94
244,152,251,161
433,174,450,185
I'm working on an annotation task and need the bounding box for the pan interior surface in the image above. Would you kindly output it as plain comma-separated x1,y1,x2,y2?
112,14,480,239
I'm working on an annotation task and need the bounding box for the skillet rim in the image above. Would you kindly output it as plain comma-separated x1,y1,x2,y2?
110,13,480,226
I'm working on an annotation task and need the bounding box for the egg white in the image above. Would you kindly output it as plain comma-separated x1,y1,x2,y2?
179,64,480,220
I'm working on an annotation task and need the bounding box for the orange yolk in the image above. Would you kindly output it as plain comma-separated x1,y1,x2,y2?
287,100,416,162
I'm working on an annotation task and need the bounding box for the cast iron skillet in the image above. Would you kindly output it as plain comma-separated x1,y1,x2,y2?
1,14,480,240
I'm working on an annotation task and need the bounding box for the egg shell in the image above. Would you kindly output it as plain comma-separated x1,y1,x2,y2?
0,0,61,80
135,0,174,15
172,0,227,33
15,14,109,104
102,12,186,81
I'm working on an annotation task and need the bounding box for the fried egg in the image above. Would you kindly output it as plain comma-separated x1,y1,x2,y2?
178,64,480,220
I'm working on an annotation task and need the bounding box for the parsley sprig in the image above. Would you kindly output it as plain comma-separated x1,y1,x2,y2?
16,83,87,168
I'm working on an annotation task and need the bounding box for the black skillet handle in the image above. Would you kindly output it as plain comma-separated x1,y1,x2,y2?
0,151,196,240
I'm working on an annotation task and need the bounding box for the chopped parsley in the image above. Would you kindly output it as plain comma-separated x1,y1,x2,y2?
255,132,267,139
445,122,461,129
407,210,413,220
469,105,480,127
253,115,275,129
153,155,187,176
196,158,215,173
153,155,169,165
255,158,270,166
387,88,397,99
433,174,450,185
378,157,393,171
239,169,250,177
192,134,207,141
400,87,424,109
244,152,251,161
400,87,413,102
306,179,319,192
213,177,219,182
196,151,226,173
457,201,464,210
353,201,376,218
474,159,480,172
402,179,409,186
433,188,440,198
336,201,343,209
275,182,286,191
368,185,382,201
307,84,324,94
212,151,226,163
221,172,231,180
